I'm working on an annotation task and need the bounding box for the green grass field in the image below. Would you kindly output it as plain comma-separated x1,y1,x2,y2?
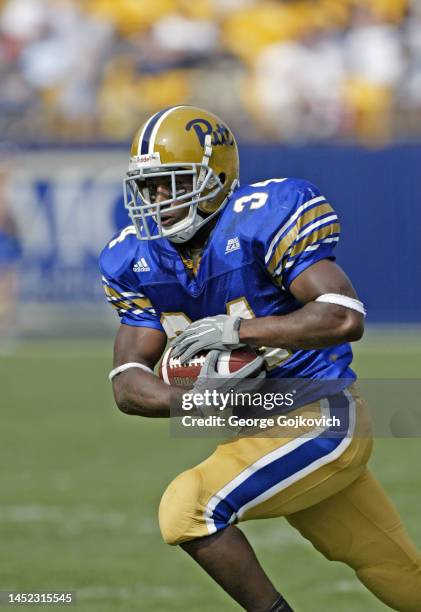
1,329,421,611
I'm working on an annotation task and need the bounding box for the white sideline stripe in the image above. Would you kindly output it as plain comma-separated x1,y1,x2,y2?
148,106,189,155
328,579,366,594
0,504,127,527
205,390,356,533
77,584,193,599
265,196,326,264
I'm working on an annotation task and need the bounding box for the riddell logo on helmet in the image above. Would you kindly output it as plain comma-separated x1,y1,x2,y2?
185,118,235,148
129,153,161,170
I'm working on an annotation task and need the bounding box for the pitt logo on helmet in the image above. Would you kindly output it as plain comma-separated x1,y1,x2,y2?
124,105,239,244
186,118,235,148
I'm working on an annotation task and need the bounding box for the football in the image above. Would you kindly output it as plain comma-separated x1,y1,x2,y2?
159,346,260,389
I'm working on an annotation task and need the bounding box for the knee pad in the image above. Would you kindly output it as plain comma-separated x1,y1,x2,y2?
158,468,204,546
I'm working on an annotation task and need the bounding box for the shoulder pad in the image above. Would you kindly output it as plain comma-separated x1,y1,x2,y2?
99,225,141,280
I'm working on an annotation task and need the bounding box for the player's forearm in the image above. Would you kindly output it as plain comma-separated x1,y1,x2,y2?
239,303,364,350
112,370,184,418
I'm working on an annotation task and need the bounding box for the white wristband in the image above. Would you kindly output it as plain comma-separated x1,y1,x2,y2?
108,362,153,381
315,293,366,317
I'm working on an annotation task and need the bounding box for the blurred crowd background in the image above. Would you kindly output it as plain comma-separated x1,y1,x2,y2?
1,0,420,145
0,0,420,351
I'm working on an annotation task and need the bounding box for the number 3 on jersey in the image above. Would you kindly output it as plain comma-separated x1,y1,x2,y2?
233,193,268,213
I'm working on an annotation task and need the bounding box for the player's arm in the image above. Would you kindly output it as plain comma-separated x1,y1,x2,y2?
171,260,365,363
239,259,364,350
170,183,364,362
111,324,184,417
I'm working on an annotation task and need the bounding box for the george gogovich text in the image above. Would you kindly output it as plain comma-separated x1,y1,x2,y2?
180,389,340,431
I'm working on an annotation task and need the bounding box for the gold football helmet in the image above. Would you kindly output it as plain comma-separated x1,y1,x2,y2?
123,105,240,243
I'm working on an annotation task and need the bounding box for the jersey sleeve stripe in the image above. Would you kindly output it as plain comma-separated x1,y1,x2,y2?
106,297,156,315
103,283,150,303
283,235,340,270
266,203,334,275
284,227,339,261
272,222,340,278
108,299,131,311
103,285,122,300
103,282,154,313
291,214,339,247
132,308,157,315
103,277,147,298
132,297,154,309
121,291,148,298
264,195,326,264
289,220,340,260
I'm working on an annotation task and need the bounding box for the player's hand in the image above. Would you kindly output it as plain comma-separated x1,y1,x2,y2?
189,350,266,415
171,315,245,364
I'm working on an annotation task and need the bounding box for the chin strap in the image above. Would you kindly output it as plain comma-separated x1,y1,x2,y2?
166,211,205,243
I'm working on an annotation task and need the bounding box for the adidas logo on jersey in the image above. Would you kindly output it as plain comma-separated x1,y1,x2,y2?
225,237,240,254
133,257,150,272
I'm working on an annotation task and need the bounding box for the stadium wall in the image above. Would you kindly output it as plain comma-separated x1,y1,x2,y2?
13,145,420,331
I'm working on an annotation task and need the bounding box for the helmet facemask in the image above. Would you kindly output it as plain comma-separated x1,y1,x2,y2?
124,134,238,243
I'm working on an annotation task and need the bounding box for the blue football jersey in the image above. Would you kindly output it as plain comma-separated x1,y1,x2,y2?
99,177,355,388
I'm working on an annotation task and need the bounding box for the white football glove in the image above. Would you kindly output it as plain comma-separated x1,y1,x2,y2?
171,315,245,364
189,350,266,416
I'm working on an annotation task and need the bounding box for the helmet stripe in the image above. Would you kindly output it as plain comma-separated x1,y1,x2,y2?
148,105,189,155
140,106,178,154
137,109,161,155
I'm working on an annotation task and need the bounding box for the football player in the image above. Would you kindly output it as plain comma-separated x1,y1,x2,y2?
100,106,421,611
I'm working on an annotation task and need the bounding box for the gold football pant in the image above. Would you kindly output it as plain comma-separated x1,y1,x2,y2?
159,387,421,610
